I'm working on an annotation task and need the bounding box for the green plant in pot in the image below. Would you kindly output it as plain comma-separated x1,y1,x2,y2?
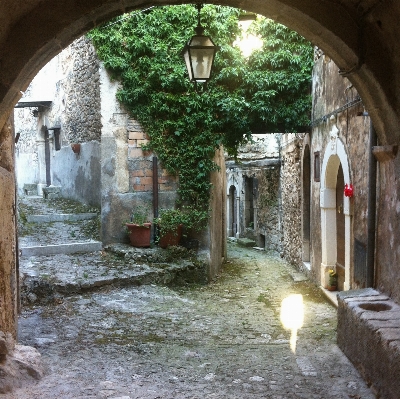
126,206,152,247
327,269,338,291
155,208,185,249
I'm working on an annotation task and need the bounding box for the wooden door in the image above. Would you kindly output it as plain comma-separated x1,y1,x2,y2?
336,164,345,290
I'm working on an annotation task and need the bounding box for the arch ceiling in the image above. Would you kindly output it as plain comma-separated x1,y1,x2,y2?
1,0,400,144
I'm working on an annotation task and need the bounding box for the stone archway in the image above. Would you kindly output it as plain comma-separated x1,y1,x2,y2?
2,0,400,339
320,125,352,291
1,0,400,148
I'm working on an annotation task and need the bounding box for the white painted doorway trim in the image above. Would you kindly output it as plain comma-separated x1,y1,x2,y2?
320,125,352,291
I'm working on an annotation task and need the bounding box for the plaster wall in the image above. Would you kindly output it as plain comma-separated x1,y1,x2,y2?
375,157,400,303
51,141,101,207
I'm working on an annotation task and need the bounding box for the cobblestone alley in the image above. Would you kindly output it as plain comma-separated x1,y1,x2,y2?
2,242,374,399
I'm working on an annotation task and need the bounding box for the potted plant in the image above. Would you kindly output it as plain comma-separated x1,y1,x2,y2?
155,208,185,248
327,269,338,291
125,206,152,247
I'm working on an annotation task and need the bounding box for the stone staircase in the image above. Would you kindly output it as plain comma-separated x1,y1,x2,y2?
18,194,102,256
17,193,208,306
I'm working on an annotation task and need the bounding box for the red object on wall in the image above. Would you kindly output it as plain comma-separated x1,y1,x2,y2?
344,183,354,198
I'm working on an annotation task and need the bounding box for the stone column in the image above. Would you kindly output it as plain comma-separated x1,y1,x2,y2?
36,120,47,195
235,195,240,238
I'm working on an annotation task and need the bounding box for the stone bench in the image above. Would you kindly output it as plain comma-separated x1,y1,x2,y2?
337,288,400,399
42,186,61,199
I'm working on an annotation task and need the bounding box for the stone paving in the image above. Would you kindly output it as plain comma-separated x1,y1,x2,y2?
5,243,375,398
8,196,375,398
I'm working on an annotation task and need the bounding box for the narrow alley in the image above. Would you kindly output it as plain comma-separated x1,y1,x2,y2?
5,240,374,398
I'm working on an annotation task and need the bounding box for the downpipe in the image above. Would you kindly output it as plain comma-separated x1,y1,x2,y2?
366,121,377,287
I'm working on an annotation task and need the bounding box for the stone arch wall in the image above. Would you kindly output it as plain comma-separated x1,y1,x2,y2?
1,0,400,148
2,0,400,338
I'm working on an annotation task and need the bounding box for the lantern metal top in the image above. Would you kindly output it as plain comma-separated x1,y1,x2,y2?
181,4,218,88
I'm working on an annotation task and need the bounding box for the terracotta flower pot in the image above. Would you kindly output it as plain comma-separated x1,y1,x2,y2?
327,285,337,291
159,224,182,249
71,143,81,154
126,222,151,247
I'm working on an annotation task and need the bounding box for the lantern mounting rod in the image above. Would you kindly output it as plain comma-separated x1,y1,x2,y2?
195,4,204,36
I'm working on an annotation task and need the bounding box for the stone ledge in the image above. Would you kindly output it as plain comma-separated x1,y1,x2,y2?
337,288,400,399
237,238,256,247
27,213,98,223
20,241,102,256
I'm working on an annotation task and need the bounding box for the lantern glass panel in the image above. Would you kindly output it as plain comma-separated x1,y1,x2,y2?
183,47,193,81
189,47,214,81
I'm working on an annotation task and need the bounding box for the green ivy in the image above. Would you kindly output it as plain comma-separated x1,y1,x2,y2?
88,6,313,223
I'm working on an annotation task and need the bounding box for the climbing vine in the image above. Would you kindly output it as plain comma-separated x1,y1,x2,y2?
88,5,313,221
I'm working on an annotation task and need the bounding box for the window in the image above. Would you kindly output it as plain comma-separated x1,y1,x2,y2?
314,151,320,182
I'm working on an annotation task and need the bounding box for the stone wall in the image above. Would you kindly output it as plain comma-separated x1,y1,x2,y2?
311,51,370,288
99,66,179,245
280,134,303,268
60,36,102,145
14,36,102,203
226,134,282,252
256,165,281,252
0,115,17,337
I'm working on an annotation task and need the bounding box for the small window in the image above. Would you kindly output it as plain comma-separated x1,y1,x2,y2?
314,151,320,182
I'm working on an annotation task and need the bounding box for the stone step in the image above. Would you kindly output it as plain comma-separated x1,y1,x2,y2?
237,238,256,247
20,241,102,256
20,245,208,305
27,213,98,223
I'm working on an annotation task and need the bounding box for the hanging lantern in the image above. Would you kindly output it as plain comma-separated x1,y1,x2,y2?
344,183,354,198
181,4,218,88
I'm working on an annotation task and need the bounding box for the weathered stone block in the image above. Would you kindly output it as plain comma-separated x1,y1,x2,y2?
42,185,61,199
129,131,145,140
128,147,144,158
338,289,400,399
237,238,256,247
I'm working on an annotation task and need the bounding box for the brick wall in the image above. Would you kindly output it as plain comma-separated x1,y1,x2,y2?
127,118,177,193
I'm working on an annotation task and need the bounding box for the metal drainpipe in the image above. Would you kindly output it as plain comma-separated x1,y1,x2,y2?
366,121,377,287
152,156,159,241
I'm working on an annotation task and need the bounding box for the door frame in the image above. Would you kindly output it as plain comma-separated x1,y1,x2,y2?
320,125,352,290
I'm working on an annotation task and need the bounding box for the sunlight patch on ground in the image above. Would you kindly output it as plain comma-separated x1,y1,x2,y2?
280,294,304,353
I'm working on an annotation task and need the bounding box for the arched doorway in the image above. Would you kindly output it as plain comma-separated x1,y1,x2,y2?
244,176,255,229
320,126,351,290
228,185,238,238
